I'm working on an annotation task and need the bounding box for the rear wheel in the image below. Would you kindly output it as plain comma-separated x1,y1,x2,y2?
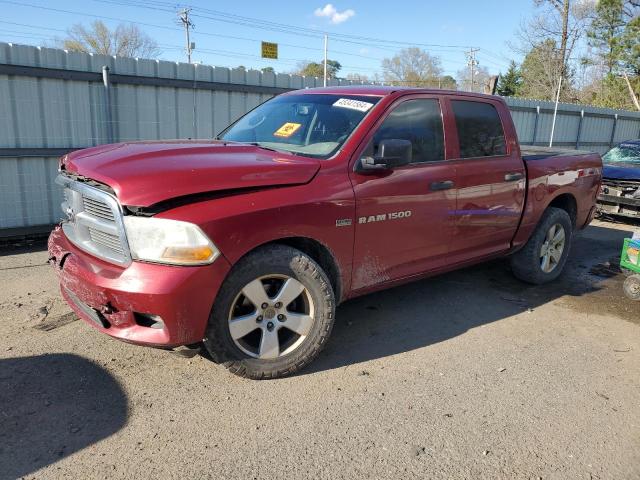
511,207,573,285
203,245,335,379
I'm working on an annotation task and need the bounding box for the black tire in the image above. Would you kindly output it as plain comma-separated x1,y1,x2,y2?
203,244,335,379
510,207,573,285
623,274,640,301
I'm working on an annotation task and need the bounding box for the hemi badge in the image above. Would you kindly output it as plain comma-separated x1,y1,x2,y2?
336,218,352,227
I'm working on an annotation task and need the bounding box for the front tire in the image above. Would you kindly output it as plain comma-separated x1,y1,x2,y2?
203,245,335,379
510,207,573,285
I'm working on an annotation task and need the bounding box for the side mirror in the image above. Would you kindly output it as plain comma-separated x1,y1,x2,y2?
360,139,412,171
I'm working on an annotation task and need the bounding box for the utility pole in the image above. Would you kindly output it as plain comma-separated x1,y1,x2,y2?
179,8,195,63
549,75,563,147
323,34,328,87
466,48,479,92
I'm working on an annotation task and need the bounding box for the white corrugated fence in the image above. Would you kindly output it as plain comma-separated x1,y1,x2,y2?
1,42,639,236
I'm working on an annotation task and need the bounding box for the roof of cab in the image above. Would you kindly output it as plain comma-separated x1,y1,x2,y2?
284,85,498,100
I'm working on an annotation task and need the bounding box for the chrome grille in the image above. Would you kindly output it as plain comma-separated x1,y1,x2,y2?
602,178,640,195
83,196,116,222
88,227,125,254
56,174,131,266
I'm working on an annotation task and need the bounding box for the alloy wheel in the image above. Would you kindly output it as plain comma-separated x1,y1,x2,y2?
227,275,315,359
540,223,566,273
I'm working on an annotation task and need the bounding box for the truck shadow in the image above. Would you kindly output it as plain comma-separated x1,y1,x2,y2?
306,223,636,375
0,354,128,478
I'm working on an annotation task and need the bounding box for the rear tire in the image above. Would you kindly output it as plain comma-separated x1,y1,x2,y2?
203,245,335,379
510,207,573,285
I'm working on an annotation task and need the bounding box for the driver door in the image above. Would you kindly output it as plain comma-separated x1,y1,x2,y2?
349,96,456,292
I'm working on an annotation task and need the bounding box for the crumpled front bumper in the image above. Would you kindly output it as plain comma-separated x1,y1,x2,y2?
48,226,231,348
597,179,640,218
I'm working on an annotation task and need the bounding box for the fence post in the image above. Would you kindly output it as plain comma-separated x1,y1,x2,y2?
575,109,584,150
102,66,114,144
531,105,540,146
609,113,618,148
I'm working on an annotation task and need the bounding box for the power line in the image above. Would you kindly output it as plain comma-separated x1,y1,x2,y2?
0,0,488,76
89,0,512,70
0,18,470,65
91,0,476,50
0,20,67,32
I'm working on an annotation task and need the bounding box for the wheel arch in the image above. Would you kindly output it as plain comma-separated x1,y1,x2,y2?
232,236,344,303
511,190,578,252
547,192,578,227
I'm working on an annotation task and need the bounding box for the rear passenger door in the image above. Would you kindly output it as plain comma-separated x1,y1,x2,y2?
446,98,526,263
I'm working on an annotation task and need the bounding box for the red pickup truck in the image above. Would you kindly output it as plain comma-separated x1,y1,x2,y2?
48,86,602,379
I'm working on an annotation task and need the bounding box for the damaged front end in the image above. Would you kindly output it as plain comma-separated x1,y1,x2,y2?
597,178,640,218
48,173,232,348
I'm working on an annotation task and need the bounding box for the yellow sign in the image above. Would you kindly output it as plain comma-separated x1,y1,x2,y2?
274,122,301,138
261,41,278,59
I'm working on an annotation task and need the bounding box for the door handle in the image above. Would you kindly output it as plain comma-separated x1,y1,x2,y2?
504,172,524,182
430,180,455,191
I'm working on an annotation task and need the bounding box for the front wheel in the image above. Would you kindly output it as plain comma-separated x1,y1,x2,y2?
203,245,335,379
510,207,573,285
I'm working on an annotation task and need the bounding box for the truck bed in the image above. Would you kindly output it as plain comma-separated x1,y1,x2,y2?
521,146,597,161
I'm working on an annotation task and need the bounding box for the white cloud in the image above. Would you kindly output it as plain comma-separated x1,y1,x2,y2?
314,4,355,24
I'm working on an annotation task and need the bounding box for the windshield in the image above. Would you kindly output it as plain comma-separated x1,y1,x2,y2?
218,94,381,158
603,143,640,164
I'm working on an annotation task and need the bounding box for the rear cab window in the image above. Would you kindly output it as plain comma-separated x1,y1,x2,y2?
451,100,506,158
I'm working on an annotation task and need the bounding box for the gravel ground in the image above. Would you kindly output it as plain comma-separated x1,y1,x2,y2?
1,219,639,480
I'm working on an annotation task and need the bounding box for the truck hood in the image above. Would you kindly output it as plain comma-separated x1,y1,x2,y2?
61,141,321,207
603,163,640,181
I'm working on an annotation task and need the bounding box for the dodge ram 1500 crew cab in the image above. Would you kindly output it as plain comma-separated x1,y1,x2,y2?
48,86,602,379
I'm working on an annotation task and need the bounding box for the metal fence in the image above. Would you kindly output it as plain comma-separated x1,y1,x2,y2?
1,42,640,237
507,97,640,154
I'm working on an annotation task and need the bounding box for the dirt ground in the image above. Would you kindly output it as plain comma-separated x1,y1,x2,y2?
1,219,639,480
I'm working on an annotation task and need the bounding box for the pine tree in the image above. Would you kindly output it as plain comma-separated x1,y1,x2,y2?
587,0,626,74
496,61,522,97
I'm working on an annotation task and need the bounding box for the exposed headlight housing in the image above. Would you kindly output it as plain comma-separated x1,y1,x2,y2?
123,216,220,266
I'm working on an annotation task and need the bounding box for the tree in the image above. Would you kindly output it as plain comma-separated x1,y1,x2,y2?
456,65,493,93
60,21,160,59
297,60,341,79
261,66,275,75
440,75,457,90
584,0,640,109
587,0,626,74
620,16,640,109
620,10,640,75
519,39,571,100
515,0,593,92
536,0,571,79
381,48,443,87
345,73,370,83
496,61,523,96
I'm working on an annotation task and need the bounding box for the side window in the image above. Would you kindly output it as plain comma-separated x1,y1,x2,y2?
451,100,506,158
372,99,444,163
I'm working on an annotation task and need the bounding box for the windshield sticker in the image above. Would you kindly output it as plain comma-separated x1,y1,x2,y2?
273,122,302,138
333,98,374,112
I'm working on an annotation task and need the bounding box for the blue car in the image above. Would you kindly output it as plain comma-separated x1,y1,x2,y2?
597,140,640,219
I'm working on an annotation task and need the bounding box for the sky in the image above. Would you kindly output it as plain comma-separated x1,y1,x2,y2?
0,0,540,78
